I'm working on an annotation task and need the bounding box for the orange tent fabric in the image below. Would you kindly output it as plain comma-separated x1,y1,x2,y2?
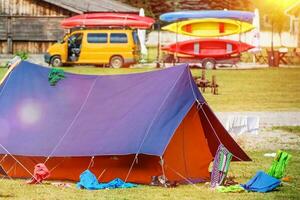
0,104,249,184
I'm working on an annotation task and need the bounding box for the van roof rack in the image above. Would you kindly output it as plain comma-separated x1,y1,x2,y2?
70,26,135,32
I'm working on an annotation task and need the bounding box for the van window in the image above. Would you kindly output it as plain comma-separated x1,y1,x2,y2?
132,31,140,45
110,33,128,43
87,33,108,43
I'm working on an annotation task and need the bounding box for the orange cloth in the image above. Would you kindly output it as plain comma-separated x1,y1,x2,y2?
27,163,50,184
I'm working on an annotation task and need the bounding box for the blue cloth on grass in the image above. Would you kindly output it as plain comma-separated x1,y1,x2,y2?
77,170,136,190
241,171,281,193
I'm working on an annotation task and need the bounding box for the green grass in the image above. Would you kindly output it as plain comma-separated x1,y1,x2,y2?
0,150,299,200
191,68,300,111
58,66,157,75
1,66,300,111
0,68,6,78
272,126,300,135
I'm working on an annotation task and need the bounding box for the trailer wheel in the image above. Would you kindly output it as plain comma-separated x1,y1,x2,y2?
202,58,216,70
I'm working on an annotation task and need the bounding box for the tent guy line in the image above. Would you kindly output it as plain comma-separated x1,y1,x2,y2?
166,163,202,191
199,103,244,161
0,144,55,197
44,77,99,164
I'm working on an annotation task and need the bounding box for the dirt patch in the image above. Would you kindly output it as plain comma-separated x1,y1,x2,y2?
235,129,300,151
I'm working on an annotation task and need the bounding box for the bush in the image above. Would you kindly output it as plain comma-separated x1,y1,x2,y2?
15,51,29,60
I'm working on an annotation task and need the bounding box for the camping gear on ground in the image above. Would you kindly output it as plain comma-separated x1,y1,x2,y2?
0,61,250,184
224,176,239,186
150,175,178,187
217,185,245,193
241,171,281,192
281,176,292,182
264,153,277,158
61,13,155,29
51,182,72,188
268,150,292,179
27,163,50,184
225,115,260,136
48,68,65,86
211,144,233,188
77,170,136,190
162,18,254,37
161,39,254,59
160,10,254,23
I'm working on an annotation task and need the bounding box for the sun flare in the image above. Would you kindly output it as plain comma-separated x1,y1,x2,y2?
18,100,42,125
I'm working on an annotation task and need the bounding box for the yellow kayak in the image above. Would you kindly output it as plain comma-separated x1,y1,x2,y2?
162,18,254,37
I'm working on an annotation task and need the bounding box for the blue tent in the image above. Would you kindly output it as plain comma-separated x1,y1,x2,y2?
0,61,250,183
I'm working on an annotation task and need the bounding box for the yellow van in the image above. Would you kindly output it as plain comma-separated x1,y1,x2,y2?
44,29,140,68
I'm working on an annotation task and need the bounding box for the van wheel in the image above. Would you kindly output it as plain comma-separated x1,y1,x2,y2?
110,56,123,68
51,56,62,68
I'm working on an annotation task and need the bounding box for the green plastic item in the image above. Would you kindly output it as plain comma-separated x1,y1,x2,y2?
268,150,292,179
48,68,65,86
217,185,245,193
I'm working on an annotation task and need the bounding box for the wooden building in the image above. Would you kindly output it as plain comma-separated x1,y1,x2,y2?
0,0,138,54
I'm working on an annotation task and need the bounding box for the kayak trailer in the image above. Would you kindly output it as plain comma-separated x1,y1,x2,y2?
161,54,240,69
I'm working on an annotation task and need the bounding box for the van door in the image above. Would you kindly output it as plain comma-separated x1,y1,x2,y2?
79,33,108,64
67,33,83,62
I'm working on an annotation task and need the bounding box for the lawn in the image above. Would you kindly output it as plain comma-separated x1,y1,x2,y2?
272,126,300,136
1,66,299,111
0,150,299,200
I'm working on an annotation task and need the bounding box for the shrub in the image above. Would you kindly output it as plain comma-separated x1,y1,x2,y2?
15,51,29,60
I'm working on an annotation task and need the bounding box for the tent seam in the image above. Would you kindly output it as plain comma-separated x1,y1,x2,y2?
135,65,189,154
160,66,201,155
44,76,99,163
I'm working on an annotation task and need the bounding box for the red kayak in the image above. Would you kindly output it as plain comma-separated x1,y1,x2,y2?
162,39,254,59
61,13,155,29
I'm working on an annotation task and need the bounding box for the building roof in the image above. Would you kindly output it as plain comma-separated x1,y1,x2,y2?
42,0,139,14
285,1,300,17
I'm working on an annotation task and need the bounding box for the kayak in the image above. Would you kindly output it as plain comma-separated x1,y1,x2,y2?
162,18,254,37
61,13,155,29
160,10,254,22
161,39,254,59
